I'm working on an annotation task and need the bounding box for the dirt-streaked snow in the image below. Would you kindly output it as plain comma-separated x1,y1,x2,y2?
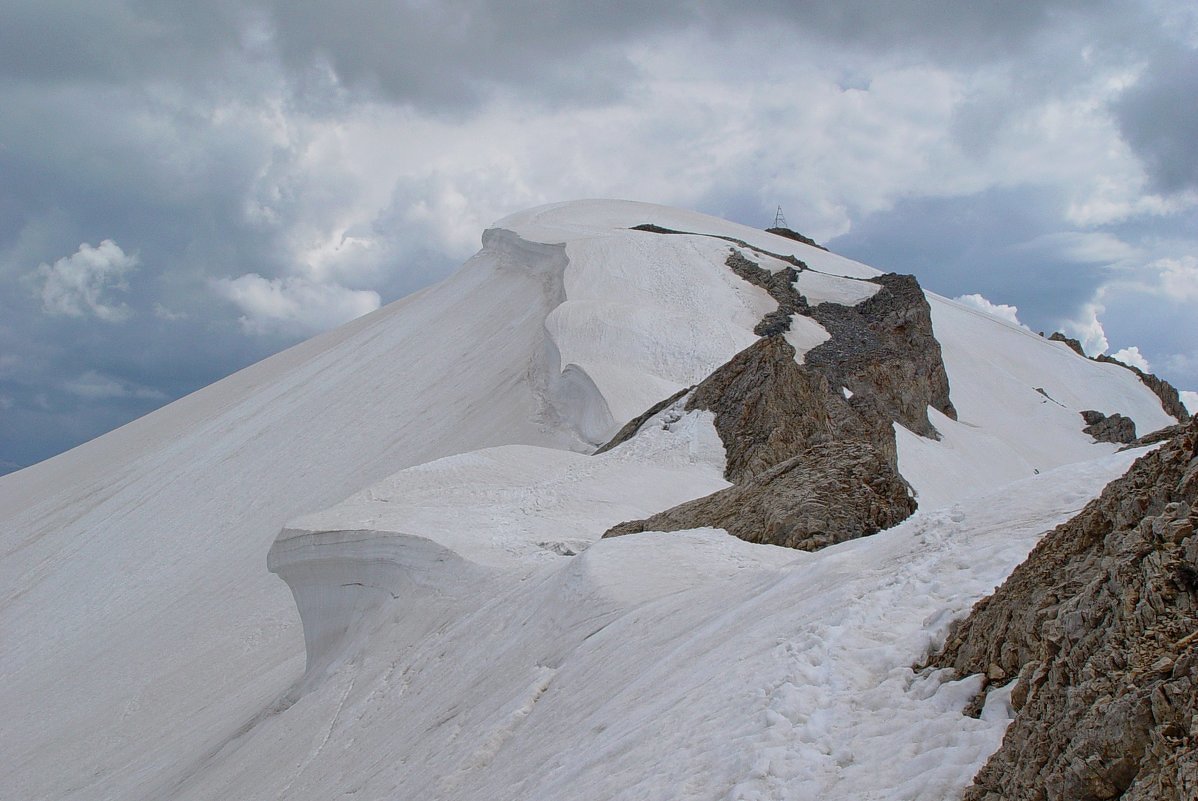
0,199,1182,801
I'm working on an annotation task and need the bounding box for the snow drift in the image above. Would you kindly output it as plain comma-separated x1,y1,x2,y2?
0,200,1182,801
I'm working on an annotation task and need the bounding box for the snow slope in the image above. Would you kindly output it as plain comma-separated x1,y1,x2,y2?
172,452,1146,801
0,199,1181,801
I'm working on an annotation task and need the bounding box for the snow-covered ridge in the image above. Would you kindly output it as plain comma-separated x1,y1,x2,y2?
1,199,1185,801
269,199,1177,686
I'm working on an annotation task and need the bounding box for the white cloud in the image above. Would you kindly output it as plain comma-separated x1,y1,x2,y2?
1063,301,1110,356
32,240,139,322
953,293,1026,327
1155,256,1198,302
213,274,381,335
1012,231,1140,265
1110,346,1151,372
63,370,166,401
1181,390,1198,415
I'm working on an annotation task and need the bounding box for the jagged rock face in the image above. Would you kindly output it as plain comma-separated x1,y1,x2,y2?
806,273,956,439
600,243,959,551
604,336,913,548
1081,409,1138,444
720,248,955,440
685,336,880,483
932,419,1198,801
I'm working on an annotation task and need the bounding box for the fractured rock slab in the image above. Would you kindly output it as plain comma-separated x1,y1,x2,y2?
932,419,1198,801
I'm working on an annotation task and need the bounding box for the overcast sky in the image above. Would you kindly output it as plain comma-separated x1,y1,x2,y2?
2,0,1196,471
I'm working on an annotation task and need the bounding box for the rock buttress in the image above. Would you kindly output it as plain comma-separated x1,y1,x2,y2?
805,273,956,439
932,419,1198,801
601,252,954,552
603,336,914,551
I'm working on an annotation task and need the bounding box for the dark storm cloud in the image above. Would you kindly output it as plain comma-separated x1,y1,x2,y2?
1113,44,1198,194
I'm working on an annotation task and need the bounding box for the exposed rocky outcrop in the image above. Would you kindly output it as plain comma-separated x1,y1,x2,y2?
806,273,957,439
1123,424,1188,451
601,247,958,551
1096,354,1192,424
687,335,892,484
764,226,828,250
604,438,914,550
1049,331,1087,356
723,250,808,337
1048,331,1190,424
931,419,1198,801
603,336,914,549
722,247,955,439
1081,409,1138,444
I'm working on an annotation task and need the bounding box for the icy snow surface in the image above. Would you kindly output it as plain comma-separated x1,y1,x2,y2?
0,199,1182,801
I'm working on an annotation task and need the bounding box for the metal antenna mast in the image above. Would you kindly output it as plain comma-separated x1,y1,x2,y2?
773,205,788,229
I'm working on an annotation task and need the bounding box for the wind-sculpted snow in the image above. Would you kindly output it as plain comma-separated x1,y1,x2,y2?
268,409,731,682
172,452,1145,801
2,198,1190,801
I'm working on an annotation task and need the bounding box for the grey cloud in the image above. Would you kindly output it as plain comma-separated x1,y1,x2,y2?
31,239,138,321
1097,287,1198,389
259,0,1134,109
1,0,1194,470
1113,44,1198,194
63,370,167,400
213,273,381,336
0,1,243,86
827,187,1110,327
0,1,1159,114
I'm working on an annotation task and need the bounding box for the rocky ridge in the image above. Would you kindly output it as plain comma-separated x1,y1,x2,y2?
932,419,1198,801
603,239,953,550
1050,332,1190,424
764,226,829,250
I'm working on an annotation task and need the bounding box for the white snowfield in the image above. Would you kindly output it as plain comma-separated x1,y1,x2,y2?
0,199,1180,801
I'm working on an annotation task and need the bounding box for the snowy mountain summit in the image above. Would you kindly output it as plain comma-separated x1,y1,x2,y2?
2,200,1193,800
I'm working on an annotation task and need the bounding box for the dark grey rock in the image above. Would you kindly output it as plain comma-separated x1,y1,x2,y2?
930,418,1198,801
1081,410,1138,444
805,273,957,439
603,336,914,549
1049,331,1087,356
600,249,954,553
605,439,914,551
764,226,828,251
